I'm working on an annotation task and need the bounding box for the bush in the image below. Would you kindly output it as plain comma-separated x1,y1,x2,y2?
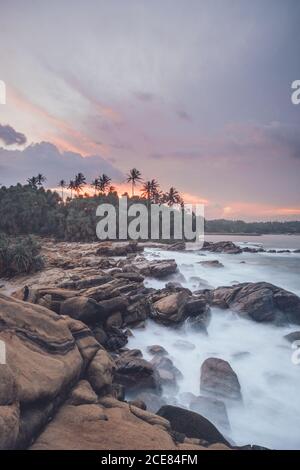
0,234,44,276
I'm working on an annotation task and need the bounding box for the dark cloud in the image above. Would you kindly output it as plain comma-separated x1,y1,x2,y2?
0,124,27,146
0,142,124,187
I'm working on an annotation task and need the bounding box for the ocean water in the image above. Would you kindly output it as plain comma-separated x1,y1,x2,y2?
128,235,300,449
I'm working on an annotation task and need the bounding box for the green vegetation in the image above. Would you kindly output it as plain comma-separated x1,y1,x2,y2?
0,170,299,244
0,234,44,276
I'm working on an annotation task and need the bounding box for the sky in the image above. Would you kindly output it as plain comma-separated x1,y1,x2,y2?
0,0,299,220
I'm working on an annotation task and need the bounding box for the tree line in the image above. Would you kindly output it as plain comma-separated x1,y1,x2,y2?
27,168,184,207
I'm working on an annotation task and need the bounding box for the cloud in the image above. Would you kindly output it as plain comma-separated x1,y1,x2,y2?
0,142,124,187
0,124,27,146
134,92,156,102
177,110,192,121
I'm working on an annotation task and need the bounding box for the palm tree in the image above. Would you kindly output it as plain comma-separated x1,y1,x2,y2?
27,176,38,189
108,185,116,193
58,179,66,201
91,178,99,196
141,179,160,204
74,173,86,195
36,173,46,187
163,187,182,206
98,174,111,194
126,168,143,197
68,180,76,199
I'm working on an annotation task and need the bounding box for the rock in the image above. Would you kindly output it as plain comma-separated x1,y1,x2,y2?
0,365,18,406
0,293,84,449
0,294,82,405
87,349,115,395
134,392,167,413
123,258,178,279
105,311,123,329
98,296,129,316
211,282,300,324
173,339,196,351
105,328,128,351
68,380,98,405
202,241,242,254
0,403,20,450
128,399,147,410
200,358,242,401
60,296,105,324
30,402,182,450
114,356,161,392
96,241,143,257
284,331,300,343
114,272,144,282
123,298,150,326
199,260,224,268
189,396,230,430
63,317,101,365
151,291,190,324
157,405,230,446
93,326,108,346
147,345,168,356
151,355,183,389
59,275,112,290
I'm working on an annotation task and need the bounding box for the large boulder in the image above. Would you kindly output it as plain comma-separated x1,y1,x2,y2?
123,258,178,279
211,282,300,324
29,401,201,450
157,405,230,446
151,291,190,324
200,358,242,401
0,293,84,449
60,296,106,324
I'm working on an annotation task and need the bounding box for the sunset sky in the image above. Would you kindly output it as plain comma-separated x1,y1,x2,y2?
0,0,299,220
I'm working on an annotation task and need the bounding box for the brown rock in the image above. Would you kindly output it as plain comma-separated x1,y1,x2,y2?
200,358,242,401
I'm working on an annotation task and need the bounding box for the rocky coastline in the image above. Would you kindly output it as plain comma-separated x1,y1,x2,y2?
1,239,300,450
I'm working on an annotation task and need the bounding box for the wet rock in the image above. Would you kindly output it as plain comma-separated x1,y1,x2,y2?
200,358,242,401
151,355,183,389
147,345,168,356
190,395,230,430
134,392,167,413
157,405,230,446
284,331,300,343
202,241,242,254
211,282,300,324
199,260,224,268
151,291,190,324
105,328,128,351
114,355,161,392
123,258,178,279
